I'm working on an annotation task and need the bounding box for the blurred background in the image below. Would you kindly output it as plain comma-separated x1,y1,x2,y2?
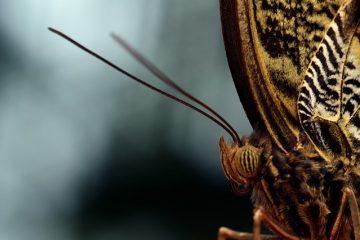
0,0,253,239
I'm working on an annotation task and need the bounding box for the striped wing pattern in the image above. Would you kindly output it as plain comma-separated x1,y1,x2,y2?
298,0,360,160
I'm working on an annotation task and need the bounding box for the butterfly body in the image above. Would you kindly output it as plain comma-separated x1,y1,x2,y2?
220,129,360,239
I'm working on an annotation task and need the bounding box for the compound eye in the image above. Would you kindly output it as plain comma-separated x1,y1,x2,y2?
235,145,261,178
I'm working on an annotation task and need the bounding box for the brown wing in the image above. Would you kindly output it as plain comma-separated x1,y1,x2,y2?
220,0,343,152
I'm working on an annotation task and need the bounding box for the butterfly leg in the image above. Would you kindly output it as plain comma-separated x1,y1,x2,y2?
345,187,360,240
329,188,348,240
329,187,360,240
217,226,279,240
217,208,300,240
253,208,300,240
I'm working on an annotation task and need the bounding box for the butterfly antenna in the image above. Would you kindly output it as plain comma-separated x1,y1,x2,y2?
110,33,241,144
48,27,239,143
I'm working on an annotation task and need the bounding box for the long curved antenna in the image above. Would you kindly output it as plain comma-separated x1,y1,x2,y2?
110,33,240,144
48,27,238,143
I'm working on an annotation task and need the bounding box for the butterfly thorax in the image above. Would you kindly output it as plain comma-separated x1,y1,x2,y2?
255,149,334,239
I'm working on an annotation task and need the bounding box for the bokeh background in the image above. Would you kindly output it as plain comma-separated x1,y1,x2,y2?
0,0,253,239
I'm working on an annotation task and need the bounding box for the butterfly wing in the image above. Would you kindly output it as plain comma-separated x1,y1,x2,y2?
220,0,342,152
298,0,360,161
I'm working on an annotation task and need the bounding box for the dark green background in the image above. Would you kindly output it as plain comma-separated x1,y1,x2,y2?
0,0,253,239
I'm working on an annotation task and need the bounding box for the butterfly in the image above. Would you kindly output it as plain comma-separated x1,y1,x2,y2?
218,0,360,239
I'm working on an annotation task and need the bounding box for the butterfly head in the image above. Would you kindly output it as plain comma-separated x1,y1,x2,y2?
219,136,262,187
